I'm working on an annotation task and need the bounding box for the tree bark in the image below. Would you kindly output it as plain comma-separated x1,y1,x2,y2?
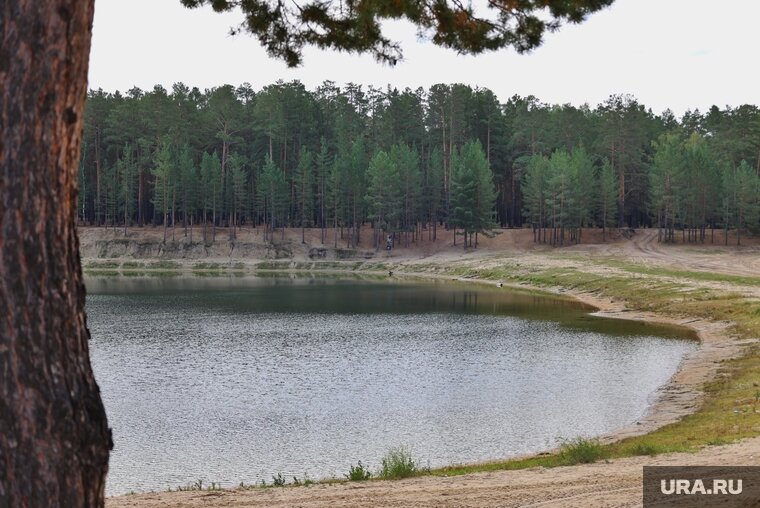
0,1,111,506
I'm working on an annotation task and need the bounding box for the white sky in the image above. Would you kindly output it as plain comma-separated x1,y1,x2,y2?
88,0,760,116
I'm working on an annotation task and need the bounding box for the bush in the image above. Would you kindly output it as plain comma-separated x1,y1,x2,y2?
558,437,605,465
380,447,418,479
346,461,372,481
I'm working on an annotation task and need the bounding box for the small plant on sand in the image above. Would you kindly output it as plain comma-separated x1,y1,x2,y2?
173,478,205,491
296,474,314,486
346,461,372,481
272,473,286,487
558,437,605,465
380,446,418,479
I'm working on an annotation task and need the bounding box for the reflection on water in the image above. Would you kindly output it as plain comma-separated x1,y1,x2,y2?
86,276,696,495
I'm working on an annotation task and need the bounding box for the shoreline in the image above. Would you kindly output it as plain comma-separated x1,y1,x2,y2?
91,262,754,500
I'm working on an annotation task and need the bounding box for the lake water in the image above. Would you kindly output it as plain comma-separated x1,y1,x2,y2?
86,275,697,495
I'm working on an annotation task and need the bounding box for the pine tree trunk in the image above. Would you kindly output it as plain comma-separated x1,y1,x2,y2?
94,128,102,225
171,189,176,242
334,212,338,248
737,213,741,246
212,199,216,242
138,168,145,226
0,1,111,506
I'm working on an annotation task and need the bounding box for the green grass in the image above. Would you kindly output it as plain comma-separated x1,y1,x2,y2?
625,442,665,456
170,479,221,492
380,447,420,479
84,260,120,269
429,437,604,477
193,262,222,270
557,438,605,465
345,461,372,481
121,261,145,269
149,260,180,270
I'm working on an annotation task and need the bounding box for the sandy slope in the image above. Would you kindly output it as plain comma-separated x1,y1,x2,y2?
90,226,760,508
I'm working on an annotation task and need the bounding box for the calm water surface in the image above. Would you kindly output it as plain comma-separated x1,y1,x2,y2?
86,276,697,495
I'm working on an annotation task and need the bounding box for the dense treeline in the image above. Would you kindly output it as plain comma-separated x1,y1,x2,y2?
80,81,760,246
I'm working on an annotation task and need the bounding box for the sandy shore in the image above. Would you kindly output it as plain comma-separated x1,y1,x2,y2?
107,437,760,508
93,227,760,507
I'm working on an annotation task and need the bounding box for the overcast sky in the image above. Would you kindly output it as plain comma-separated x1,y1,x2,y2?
88,0,759,116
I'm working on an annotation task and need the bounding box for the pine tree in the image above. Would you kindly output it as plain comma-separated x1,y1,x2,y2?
596,159,617,241
177,144,196,238
294,146,315,243
736,160,760,245
257,155,289,241
569,146,594,243
118,143,138,236
200,151,222,243
326,155,344,248
315,138,332,244
365,150,401,249
346,140,367,248
425,146,445,241
522,154,549,243
721,166,737,246
651,133,684,243
229,153,248,239
546,149,575,246
151,140,173,242
684,133,721,242
103,160,119,229
450,141,496,248
390,143,421,246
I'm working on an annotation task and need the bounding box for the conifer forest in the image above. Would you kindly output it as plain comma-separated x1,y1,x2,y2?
80,82,760,246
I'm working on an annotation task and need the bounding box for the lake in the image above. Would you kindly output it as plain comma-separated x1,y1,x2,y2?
86,275,697,495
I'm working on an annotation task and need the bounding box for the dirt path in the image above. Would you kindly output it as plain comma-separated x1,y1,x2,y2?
107,437,760,508
600,228,760,277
